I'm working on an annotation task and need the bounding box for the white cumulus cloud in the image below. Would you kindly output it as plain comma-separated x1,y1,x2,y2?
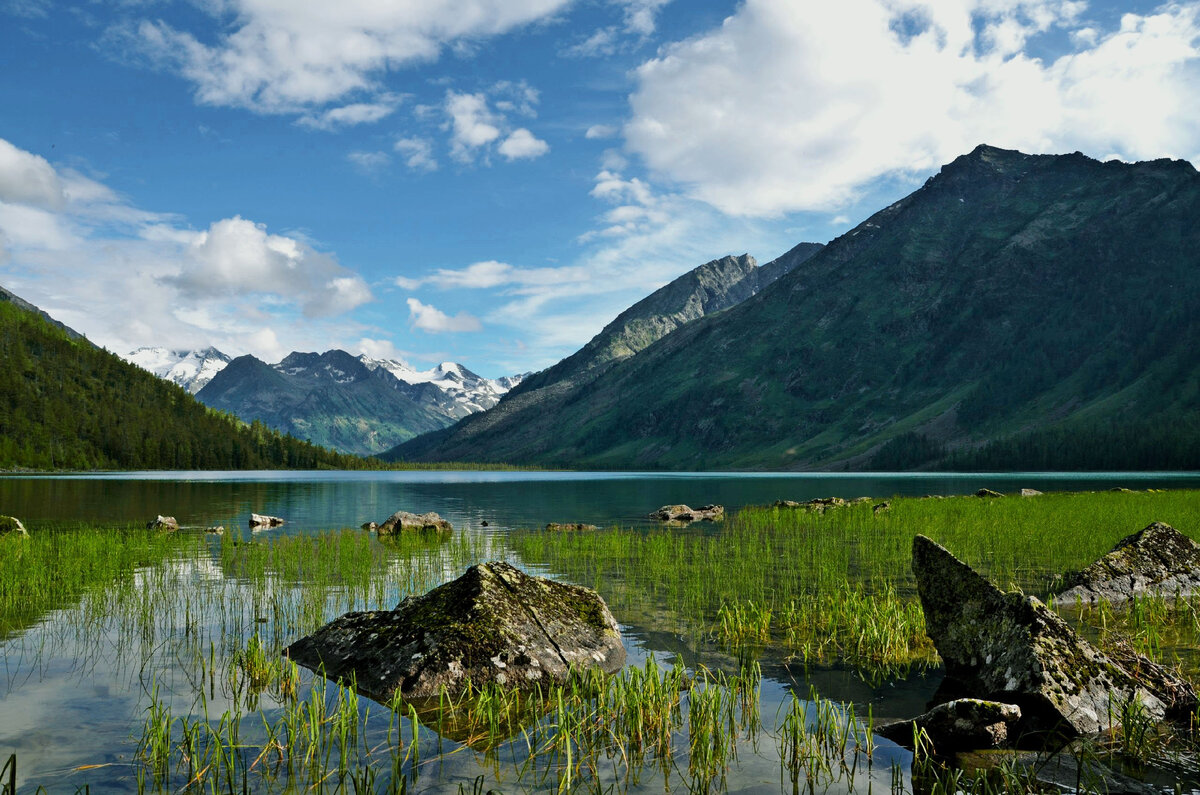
115,0,572,114
0,138,65,210
394,137,438,172
498,128,550,160
625,0,1200,216
406,297,483,333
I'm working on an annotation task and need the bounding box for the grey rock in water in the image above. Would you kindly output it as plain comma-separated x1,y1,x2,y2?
545,523,599,532
249,513,285,528
0,515,27,536
974,488,1004,498
377,510,452,536
147,515,178,531
912,535,1196,736
205,525,225,535
877,698,1021,753
361,521,378,531
1053,522,1200,606
284,561,625,701
1019,488,1043,497
649,504,724,521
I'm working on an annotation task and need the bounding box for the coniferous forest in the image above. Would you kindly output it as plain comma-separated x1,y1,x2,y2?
0,300,373,470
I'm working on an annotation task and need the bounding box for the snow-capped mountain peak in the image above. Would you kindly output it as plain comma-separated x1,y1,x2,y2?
124,347,232,394
357,354,526,415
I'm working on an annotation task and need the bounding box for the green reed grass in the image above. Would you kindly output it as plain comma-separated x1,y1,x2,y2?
512,489,1200,676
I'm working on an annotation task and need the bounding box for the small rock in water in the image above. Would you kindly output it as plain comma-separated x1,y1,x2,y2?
205,525,224,535
481,520,489,527
974,488,1004,498
284,561,625,701
0,515,28,536
361,521,378,531
912,534,1196,736
545,523,599,532
1019,488,1043,497
147,515,179,531
377,510,452,536
249,513,285,528
1054,522,1200,605
648,504,723,522
876,698,1021,753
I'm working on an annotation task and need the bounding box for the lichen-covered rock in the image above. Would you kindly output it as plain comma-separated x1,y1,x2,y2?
147,515,178,531
912,535,1195,735
648,504,723,522
1053,522,1200,605
975,488,1004,498
249,513,284,528
284,561,625,702
545,523,598,532
877,698,1021,753
0,515,27,536
378,511,452,535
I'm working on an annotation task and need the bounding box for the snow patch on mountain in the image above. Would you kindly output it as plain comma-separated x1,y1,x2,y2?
124,347,232,394
358,356,527,414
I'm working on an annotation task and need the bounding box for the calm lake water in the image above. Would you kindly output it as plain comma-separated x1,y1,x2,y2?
4,470,1200,793
4,469,1199,533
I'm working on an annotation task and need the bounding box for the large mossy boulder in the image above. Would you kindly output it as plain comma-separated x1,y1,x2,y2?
912,535,1196,736
377,510,452,536
0,515,27,536
1053,522,1200,605
284,561,625,702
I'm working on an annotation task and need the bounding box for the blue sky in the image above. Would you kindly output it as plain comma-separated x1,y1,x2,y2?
0,0,1194,377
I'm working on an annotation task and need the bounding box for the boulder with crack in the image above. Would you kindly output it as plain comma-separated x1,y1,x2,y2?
913,534,1196,736
284,561,625,702
1053,522,1200,605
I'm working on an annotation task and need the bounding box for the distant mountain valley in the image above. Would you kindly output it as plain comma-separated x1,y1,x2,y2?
126,346,527,456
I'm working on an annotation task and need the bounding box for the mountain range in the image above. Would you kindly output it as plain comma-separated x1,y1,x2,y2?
173,350,526,456
390,145,1200,470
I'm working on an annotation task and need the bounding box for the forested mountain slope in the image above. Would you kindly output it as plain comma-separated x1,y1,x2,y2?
0,295,370,470
393,146,1200,470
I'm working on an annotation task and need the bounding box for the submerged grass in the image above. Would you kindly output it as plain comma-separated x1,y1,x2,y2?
4,489,1200,792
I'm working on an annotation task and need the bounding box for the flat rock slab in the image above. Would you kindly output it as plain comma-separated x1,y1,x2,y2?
284,561,625,702
649,504,723,521
1054,522,1200,605
249,513,284,528
378,510,452,535
913,535,1195,736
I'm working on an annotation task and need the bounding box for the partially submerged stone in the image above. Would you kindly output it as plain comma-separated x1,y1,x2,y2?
545,523,598,532
772,497,853,514
378,510,452,536
147,515,178,531
361,521,378,531
1019,488,1043,497
912,535,1196,736
877,698,1021,753
249,513,285,528
0,515,27,536
284,561,625,702
205,525,224,535
648,504,723,522
1053,522,1200,605
975,488,1004,498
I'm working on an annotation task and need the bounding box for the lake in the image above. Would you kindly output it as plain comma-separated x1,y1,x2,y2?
4,469,1198,534
3,470,1200,793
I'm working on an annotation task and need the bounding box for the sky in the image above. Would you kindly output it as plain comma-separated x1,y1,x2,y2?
2,0,1198,377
